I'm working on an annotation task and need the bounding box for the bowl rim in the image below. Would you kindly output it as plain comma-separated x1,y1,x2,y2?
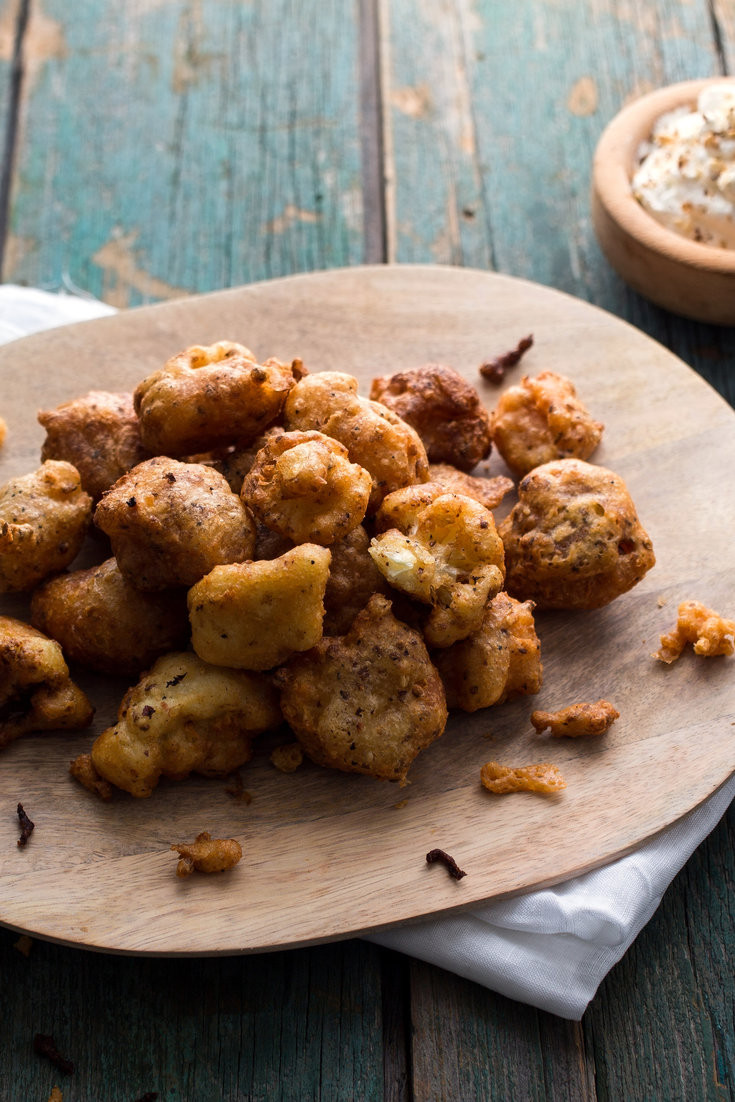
593,76,735,274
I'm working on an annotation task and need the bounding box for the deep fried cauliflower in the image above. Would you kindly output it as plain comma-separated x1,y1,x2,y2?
323,525,388,635
283,371,429,511
0,461,92,592
490,371,604,477
241,429,372,545
38,390,149,501
499,459,655,609
426,463,514,511
0,616,93,749
94,457,256,590
653,600,735,664
188,544,331,670
275,595,447,784
30,557,190,675
480,760,566,794
89,651,281,797
531,699,619,737
369,363,493,471
433,592,542,712
369,492,505,647
171,831,243,877
134,340,299,456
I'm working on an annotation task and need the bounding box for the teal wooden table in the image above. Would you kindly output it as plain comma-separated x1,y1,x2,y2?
1,2,734,1099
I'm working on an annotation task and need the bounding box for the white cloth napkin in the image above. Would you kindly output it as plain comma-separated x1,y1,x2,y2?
1,284,732,1020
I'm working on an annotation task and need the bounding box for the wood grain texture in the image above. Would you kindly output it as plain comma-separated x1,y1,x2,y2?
0,265,733,956
2,0,365,304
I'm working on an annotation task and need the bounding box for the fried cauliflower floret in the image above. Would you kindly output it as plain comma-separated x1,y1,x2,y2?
499,459,655,609
94,457,256,591
171,831,243,877
323,525,388,635
0,461,92,593
283,371,429,511
369,493,505,647
241,429,372,546
134,340,298,456
433,592,542,712
480,760,567,794
369,363,493,471
531,699,619,737
38,390,149,501
490,371,604,478
427,463,514,511
0,616,93,749
89,651,281,797
188,544,331,670
653,600,735,664
30,558,190,676
275,595,447,784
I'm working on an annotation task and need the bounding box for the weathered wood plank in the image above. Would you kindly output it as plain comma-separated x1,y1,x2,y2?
0,933,387,1100
3,0,365,306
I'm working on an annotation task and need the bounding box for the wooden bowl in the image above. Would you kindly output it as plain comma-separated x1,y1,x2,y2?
591,77,735,325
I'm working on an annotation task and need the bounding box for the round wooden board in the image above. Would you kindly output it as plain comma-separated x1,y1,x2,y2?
0,264,733,956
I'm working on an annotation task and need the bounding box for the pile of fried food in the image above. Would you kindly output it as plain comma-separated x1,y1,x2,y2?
1,341,732,820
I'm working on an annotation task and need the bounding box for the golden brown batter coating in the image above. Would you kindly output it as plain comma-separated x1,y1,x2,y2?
188,543,331,670
653,600,735,663
171,831,243,877
322,525,388,635
38,390,149,501
498,458,655,609
490,371,604,477
369,363,493,471
134,340,298,456
275,594,447,784
369,492,505,647
433,592,542,712
283,371,429,511
30,557,190,675
0,461,92,592
241,429,372,545
90,651,281,797
94,457,256,591
480,760,566,794
0,616,94,749
426,463,514,511
531,699,619,737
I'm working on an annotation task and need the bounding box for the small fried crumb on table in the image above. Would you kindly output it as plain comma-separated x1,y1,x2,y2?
171,831,243,878
480,761,567,794
654,600,735,664
531,700,620,737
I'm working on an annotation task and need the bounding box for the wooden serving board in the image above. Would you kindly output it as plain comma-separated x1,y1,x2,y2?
0,265,733,956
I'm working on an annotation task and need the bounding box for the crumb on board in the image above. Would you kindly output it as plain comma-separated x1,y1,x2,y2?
653,600,735,664
171,831,243,878
530,700,619,737
270,741,304,773
480,760,566,794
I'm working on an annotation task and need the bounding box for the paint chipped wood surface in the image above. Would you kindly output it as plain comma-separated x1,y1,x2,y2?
0,1,734,1099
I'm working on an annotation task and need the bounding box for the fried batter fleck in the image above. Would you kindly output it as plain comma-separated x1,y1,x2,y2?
490,371,603,478
90,651,281,797
369,492,505,647
270,742,304,773
188,544,331,671
38,390,149,501
434,592,542,711
654,600,735,664
241,429,372,545
369,363,493,472
0,461,92,592
499,458,655,609
68,752,114,800
0,617,93,749
94,457,256,591
171,831,243,877
275,594,447,784
531,699,619,737
480,760,566,794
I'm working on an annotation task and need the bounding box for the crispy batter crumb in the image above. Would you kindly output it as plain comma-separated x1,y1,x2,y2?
171,831,243,878
426,848,467,880
69,753,114,800
480,760,566,794
479,335,533,384
224,771,252,803
47,1089,63,1102
531,700,619,737
0,416,6,448
16,802,34,846
654,600,735,664
270,742,304,773
14,933,33,956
